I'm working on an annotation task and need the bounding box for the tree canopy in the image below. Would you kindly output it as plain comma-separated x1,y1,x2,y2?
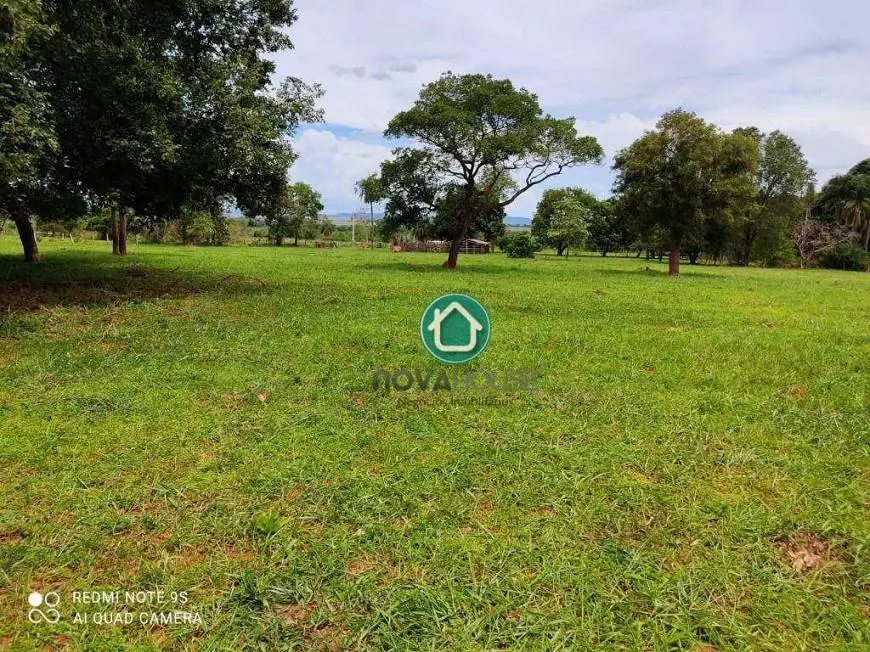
265,182,323,246
380,72,603,268
815,159,870,249
731,128,814,264
532,188,613,255
612,109,757,275
1,0,322,261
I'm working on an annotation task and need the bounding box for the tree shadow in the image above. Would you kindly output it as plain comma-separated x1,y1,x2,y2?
590,266,729,280
0,250,269,313
356,260,527,275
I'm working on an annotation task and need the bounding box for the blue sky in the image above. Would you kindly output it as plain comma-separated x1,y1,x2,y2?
274,0,869,216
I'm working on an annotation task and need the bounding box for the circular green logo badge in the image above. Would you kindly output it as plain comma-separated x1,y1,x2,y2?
420,294,491,364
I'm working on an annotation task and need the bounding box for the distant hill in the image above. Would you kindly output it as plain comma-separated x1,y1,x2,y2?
505,215,531,227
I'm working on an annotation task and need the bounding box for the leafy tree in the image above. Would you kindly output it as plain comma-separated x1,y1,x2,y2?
819,243,868,271
532,188,610,255
0,0,56,261
547,198,589,257
731,128,814,264
266,182,323,246
612,109,756,276
815,159,870,250
382,72,602,269
39,0,321,256
586,199,626,256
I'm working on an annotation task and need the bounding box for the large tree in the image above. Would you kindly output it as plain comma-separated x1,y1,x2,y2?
382,72,603,269
0,0,56,261
547,197,590,257
531,188,610,255
732,128,814,264
815,159,870,250
39,0,320,256
265,182,323,246
612,109,757,276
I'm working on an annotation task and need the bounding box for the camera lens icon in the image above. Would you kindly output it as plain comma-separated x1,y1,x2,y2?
27,591,60,624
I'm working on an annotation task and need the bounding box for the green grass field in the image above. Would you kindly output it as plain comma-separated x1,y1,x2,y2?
1,237,868,650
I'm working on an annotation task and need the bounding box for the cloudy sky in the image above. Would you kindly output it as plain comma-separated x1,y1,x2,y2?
276,0,869,216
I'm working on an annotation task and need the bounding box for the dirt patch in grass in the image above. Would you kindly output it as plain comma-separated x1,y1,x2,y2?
775,532,830,571
348,556,376,576
0,530,24,545
277,601,317,626
790,385,809,399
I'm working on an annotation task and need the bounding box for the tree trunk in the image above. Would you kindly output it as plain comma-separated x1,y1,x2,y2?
444,232,464,269
741,225,755,266
118,206,128,255
14,212,40,262
668,248,680,276
110,205,120,255
275,236,283,246
443,205,473,270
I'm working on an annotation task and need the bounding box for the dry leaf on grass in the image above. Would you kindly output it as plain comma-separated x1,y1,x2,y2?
775,532,829,571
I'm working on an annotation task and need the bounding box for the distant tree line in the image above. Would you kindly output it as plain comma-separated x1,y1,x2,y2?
361,79,866,273
1,0,322,261
524,111,867,274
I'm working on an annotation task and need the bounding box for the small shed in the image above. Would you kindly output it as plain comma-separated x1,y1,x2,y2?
393,238,491,254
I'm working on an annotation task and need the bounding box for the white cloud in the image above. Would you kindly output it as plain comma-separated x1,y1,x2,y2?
290,129,393,212
281,0,870,212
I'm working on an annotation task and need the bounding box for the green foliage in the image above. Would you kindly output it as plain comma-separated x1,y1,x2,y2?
251,509,285,538
613,109,757,274
0,0,60,247
819,243,869,271
502,232,540,258
355,174,383,207
815,160,870,250
381,72,602,267
265,182,324,245
532,188,609,254
731,128,814,265
3,0,321,260
547,198,590,255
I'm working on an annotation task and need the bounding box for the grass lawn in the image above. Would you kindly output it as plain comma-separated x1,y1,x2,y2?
0,236,868,650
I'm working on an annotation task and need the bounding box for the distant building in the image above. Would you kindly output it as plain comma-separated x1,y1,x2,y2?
393,238,491,254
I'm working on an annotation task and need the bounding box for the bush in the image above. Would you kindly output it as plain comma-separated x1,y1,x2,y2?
501,233,540,259
819,244,869,271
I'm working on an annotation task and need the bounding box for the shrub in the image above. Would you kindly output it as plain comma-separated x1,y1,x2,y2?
502,233,540,259
819,244,869,271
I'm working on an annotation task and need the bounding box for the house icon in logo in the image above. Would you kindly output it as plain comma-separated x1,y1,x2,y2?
426,301,483,353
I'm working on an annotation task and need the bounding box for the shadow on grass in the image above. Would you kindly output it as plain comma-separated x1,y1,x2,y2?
357,260,528,275
0,250,268,312
589,265,728,279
